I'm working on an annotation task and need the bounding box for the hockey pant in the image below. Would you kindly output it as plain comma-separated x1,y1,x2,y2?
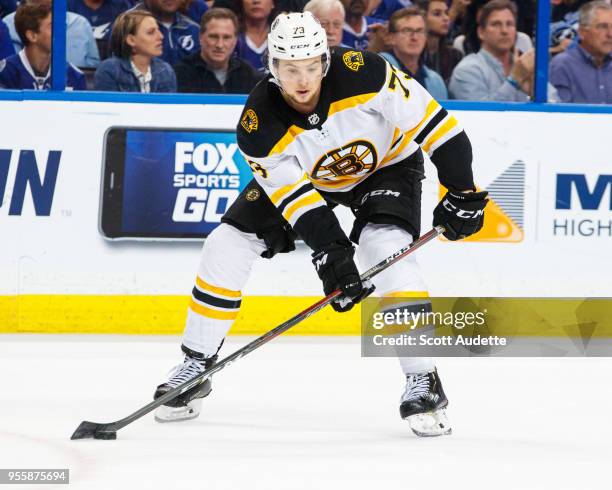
182,222,435,375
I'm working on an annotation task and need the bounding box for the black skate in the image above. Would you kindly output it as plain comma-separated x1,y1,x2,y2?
153,347,216,423
400,369,451,437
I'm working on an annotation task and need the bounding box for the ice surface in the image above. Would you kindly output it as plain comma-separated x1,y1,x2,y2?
1,335,611,490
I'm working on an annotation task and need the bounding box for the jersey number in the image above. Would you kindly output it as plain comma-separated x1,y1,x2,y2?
248,160,268,179
387,66,411,99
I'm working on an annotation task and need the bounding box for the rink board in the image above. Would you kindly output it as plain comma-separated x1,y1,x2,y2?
0,100,610,334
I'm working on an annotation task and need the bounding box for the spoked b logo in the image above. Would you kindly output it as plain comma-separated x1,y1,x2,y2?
312,140,377,180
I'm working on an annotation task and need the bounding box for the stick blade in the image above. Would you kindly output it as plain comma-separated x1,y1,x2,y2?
71,421,117,440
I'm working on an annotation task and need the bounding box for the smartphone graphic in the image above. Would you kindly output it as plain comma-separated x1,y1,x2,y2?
99,127,252,240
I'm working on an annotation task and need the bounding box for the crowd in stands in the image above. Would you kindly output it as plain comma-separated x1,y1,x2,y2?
0,0,610,103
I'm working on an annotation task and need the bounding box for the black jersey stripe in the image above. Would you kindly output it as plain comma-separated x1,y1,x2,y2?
276,182,316,215
192,287,242,310
414,107,448,145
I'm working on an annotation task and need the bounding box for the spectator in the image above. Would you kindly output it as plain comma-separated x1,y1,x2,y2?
1,0,16,18
452,0,532,56
4,0,100,67
1,17,16,60
175,7,261,92
340,0,385,50
0,1,86,89
367,0,404,21
234,0,275,71
94,10,177,91
182,0,209,24
550,0,612,103
449,0,557,100
67,0,131,40
418,0,463,82
380,7,448,99
304,0,345,47
128,0,201,65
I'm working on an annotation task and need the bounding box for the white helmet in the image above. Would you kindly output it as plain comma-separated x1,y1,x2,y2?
267,12,330,80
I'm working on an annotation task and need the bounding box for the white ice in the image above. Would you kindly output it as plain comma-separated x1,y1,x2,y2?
1,335,611,490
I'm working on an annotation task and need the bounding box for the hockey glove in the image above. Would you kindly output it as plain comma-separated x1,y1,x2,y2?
312,242,375,313
433,190,488,241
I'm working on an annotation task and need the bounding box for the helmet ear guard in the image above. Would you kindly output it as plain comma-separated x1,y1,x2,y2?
267,11,330,82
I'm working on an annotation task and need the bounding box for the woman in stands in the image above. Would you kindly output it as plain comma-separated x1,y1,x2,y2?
94,10,176,92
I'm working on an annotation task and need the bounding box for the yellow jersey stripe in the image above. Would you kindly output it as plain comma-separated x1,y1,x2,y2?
328,92,378,117
195,276,242,298
404,99,440,141
282,191,325,223
189,299,239,320
422,116,458,153
269,125,304,156
269,174,308,205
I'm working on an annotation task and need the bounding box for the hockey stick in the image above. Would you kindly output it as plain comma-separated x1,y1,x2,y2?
71,225,444,440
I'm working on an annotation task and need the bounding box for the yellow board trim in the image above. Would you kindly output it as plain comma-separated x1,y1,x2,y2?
422,116,458,153
189,299,239,320
328,93,378,117
195,276,241,298
282,191,325,223
0,295,361,335
383,291,430,298
269,125,304,156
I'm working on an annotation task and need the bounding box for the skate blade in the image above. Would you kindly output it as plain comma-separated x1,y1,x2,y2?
154,398,203,423
406,408,452,437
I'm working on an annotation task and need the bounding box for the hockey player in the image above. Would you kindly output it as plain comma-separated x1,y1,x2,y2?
154,11,487,436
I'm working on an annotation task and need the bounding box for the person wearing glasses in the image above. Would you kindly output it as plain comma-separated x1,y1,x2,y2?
550,0,612,104
380,7,448,99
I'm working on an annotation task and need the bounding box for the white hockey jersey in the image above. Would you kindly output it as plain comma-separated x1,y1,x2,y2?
236,48,474,231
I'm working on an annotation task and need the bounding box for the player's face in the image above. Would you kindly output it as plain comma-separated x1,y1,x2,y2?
478,9,517,55
426,1,450,37
127,16,164,58
242,0,275,22
277,57,324,108
200,18,238,68
314,5,345,47
391,16,427,59
579,9,612,58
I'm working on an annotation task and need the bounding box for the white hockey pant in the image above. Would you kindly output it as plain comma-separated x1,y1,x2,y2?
182,222,435,374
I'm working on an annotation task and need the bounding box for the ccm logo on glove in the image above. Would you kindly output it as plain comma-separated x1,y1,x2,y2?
433,190,489,241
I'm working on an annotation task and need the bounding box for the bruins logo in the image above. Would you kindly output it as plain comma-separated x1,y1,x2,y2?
312,140,377,180
241,109,259,133
246,189,261,201
342,51,364,72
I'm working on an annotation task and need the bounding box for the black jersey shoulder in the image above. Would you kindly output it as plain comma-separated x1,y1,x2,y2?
326,47,388,103
236,77,291,159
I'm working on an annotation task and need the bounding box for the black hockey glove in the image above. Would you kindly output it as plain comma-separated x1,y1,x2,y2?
312,242,375,313
433,190,489,241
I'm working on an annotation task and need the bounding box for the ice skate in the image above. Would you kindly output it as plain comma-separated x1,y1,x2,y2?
153,349,216,423
400,369,451,437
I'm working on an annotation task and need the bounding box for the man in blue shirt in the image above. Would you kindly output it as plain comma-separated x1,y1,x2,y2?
0,2,86,89
340,0,385,50
4,0,100,67
67,0,130,40
550,1,612,104
127,0,200,65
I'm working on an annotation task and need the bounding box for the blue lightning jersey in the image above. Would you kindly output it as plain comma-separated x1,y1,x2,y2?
0,50,86,90
341,16,386,51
